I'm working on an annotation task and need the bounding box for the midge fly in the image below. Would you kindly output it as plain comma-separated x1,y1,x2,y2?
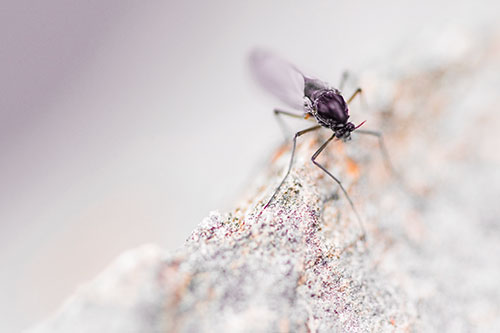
250,49,393,240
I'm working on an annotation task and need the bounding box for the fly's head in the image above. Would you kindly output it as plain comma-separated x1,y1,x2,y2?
333,122,356,141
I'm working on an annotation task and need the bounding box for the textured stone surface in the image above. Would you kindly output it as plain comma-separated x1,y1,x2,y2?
30,29,500,332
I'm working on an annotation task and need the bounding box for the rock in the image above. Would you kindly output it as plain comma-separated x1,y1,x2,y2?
29,29,500,332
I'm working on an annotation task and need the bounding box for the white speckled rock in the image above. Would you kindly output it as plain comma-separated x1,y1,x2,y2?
30,29,500,333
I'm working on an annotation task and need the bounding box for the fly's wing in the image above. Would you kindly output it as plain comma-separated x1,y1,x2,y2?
249,49,306,110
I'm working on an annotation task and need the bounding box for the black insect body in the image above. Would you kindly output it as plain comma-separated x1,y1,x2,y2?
307,88,361,139
250,50,392,240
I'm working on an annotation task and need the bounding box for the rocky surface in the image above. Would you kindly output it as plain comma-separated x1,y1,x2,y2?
30,29,500,332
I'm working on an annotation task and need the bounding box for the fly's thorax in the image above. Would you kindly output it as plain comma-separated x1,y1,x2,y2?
304,78,329,99
314,90,349,123
307,89,350,128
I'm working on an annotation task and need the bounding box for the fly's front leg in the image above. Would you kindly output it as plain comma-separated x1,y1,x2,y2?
311,134,366,242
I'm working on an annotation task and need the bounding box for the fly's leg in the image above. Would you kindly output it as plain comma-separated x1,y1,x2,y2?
264,125,321,209
274,109,308,141
339,71,349,91
347,88,363,104
354,129,421,205
355,129,396,177
339,71,364,105
311,134,366,242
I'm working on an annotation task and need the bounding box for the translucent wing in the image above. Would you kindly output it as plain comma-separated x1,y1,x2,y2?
249,49,307,110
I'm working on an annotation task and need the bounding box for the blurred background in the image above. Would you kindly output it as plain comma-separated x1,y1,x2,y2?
1,1,499,331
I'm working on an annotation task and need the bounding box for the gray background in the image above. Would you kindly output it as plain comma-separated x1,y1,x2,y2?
1,1,498,331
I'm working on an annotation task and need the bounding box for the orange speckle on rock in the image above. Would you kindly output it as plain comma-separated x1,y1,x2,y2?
345,157,360,178
272,144,289,163
308,137,318,148
334,142,345,154
297,274,307,286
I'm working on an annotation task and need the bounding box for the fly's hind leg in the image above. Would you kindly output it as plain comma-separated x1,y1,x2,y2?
274,109,311,141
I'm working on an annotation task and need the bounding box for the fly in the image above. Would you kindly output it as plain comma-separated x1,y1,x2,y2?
250,49,394,241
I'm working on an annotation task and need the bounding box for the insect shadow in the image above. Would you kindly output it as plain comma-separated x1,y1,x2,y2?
250,49,395,242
